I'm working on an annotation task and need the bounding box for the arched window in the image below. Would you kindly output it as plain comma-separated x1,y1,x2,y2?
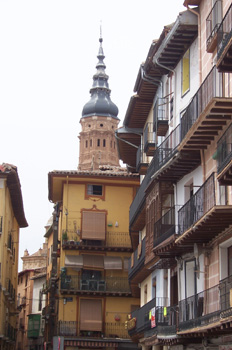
97,139,100,147
103,139,106,147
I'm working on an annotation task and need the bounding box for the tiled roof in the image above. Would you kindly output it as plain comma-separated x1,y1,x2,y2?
49,167,139,178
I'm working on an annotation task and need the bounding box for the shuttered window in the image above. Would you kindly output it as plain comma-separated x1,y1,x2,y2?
80,299,102,331
82,211,106,240
65,255,83,268
104,256,122,270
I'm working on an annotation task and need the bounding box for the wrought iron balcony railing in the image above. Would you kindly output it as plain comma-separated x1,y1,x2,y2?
206,0,222,52
217,3,232,62
153,124,180,174
60,275,130,294
58,321,130,339
178,173,216,235
153,97,169,136
217,123,232,175
153,206,181,248
128,297,176,337
136,145,148,175
128,238,146,280
63,231,131,250
180,66,223,141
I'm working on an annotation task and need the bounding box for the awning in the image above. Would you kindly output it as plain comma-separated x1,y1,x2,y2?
65,255,83,268
83,254,104,269
104,256,122,270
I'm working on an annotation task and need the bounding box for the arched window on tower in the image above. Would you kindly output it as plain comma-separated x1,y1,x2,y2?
90,139,92,147
86,140,88,148
97,139,100,147
103,139,106,147
110,140,112,148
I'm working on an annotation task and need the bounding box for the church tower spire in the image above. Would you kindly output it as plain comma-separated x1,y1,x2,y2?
78,33,120,171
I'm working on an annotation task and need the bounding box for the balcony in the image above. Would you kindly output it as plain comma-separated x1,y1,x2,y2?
5,322,16,342
127,298,177,339
176,172,232,246
217,3,232,72
63,231,132,252
136,145,148,175
58,321,130,339
206,0,222,53
144,122,156,156
153,98,169,136
217,123,232,185
60,275,131,296
4,278,15,302
180,66,232,151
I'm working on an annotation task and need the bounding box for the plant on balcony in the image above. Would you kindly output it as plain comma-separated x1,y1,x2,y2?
62,231,68,244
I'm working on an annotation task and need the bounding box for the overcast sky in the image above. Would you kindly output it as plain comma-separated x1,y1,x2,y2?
0,0,186,271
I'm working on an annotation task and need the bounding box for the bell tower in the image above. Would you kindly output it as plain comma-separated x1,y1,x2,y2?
78,34,120,171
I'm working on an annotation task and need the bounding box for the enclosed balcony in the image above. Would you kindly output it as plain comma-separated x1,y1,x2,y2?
178,275,232,334
129,158,155,232
144,122,156,156
136,145,148,175
206,0,222,53
153,98,169,136
127,297,177,340
180,66,232,151
60,275,131,296
176,172,232,247
128,238,149,292
27,314,41,338
217,3,232,72
217,123,232,185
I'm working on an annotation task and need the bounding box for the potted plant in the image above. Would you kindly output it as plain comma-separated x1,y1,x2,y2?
62,231,68,244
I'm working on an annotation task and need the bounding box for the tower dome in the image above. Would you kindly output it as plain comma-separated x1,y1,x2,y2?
82,37,119,119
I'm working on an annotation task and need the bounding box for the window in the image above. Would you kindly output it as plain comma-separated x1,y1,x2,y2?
85,140,88,148
38,290,42,311
144,284,147,304
152,277,156,304
80,299,102,332
97,139,100,147
87,184,103,196
182,49,190,96
90,139,92,147
103,139,106,147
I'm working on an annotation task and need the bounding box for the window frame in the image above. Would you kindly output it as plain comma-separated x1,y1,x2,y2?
85,184,105,200
181,49,190,97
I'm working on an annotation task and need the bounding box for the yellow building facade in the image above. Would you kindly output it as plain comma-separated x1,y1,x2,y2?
0,163,27,350
47,169,140,349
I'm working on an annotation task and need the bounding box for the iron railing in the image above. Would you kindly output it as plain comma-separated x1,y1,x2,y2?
181,66,223,141
128,238,146,280
219,274,232,317
153,97,168,132
217,3,232,60
178,172,217,235
153,206,181,248
58,321,130,339
217,123,232,174
153,124,180,174
128,297,176,336
60,275,130,294
63,231,131,249
206,0,222,48
144,122,155,154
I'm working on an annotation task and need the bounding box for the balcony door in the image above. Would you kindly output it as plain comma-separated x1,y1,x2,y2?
80,299,102,333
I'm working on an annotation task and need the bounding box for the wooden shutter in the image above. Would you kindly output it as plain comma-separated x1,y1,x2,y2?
82,211,106,240
83,255,104,269
104,256,122,270
80,299,102,331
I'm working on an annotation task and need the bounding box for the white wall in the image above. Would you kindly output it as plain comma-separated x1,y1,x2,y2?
32,276,46,314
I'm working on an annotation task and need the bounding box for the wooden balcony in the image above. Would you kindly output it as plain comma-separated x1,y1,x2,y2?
144,122,156,156
60,275,131,296
136,145,148,175
62,231,132,252
217,123,232,185
217,3,232,72
180,66,232,152
153,98,169,136
128,239,149,296
206,0,222,53
176,172,232,247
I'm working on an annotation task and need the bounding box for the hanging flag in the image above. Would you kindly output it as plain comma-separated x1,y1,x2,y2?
151,307,156,328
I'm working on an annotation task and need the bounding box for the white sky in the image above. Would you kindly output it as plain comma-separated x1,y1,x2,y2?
0,0,186,271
